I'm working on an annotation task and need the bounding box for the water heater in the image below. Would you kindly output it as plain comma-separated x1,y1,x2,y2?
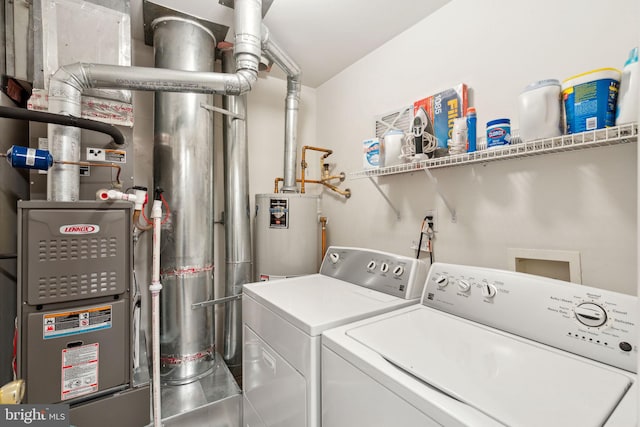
254,194,320,280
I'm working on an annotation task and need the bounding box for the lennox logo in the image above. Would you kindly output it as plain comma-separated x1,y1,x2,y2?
59,224,100,235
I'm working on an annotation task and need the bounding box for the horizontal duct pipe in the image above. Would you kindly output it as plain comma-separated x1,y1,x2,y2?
47,0,263,201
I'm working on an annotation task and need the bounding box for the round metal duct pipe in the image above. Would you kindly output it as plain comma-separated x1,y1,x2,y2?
152,17,216,384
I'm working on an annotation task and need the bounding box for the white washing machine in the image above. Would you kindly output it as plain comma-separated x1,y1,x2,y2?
322,263,637,427
242,246,429,427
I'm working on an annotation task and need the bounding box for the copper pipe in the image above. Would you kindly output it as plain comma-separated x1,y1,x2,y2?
301,145,332,194
132,210,153,231
274,177,350,198
320,216,328,261
55,160,122,186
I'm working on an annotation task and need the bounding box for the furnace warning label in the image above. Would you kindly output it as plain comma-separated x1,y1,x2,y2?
269,198,289,229
43,305,112,339
86,147,126,163
61,343,99,401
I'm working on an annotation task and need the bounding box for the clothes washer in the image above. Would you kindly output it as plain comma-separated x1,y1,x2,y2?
322,263,637,427
242,246,429,427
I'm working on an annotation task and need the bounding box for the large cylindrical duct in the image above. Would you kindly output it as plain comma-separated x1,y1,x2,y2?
153,17,216,384
221,50,251,373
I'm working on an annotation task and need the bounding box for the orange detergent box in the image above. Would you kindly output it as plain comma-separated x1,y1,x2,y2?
413,84,468,151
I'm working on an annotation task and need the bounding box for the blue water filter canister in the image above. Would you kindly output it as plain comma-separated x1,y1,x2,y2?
6,145,54,170
466,107,477,152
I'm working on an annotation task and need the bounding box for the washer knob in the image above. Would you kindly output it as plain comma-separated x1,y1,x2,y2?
574,303,607,327
457,280,471,292
329,252,340,264
481,283,497,298
367,260,377,271
380,262,389,273
393,266,404,277
435,275,448,288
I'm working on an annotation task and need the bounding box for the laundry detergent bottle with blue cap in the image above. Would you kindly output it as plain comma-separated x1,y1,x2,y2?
616,47,639,125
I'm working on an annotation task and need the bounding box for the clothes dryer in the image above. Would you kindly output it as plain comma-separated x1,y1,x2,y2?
242,246,428,427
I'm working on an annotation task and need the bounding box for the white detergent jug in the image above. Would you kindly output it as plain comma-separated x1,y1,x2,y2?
518,79,562,141
616,47,639,125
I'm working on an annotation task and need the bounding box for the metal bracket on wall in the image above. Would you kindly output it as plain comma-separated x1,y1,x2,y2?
200,103,245,120
191,293,242,310
368,177,401,220
423,168,456,223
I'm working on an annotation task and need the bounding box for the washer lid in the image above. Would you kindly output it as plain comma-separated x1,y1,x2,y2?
243,274,413,335
346,307,632,427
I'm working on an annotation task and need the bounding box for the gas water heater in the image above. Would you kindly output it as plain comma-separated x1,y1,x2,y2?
254,193,321,281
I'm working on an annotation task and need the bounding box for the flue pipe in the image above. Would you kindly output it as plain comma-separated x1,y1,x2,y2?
46,0,263,201
261,24,301,193
153,17,216,384
221,48,252,374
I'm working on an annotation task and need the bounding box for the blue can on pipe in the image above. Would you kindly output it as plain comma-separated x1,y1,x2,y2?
6,145,54,170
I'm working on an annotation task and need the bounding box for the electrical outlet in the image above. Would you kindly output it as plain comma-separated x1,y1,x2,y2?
422,209,436,233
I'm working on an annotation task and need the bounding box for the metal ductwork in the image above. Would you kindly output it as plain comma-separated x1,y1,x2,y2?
152,17,216,384
261,25,302,193
46,0,264,201
221,49,251,373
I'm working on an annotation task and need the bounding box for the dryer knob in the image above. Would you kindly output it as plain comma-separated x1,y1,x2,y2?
457,280,471,292
393,266,404,277
329,252,340,264
574,303,607,327
481,283,497,298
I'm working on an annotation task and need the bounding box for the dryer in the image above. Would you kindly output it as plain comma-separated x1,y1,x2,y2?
322,263,637,427
242,246,428,427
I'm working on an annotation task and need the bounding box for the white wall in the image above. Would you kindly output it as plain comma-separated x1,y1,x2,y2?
315,0,639,294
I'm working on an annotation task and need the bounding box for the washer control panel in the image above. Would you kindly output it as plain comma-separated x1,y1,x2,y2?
424,263,637,373
320,246,428,299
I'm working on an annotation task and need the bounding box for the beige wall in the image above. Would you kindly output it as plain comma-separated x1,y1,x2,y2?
314,0,639,294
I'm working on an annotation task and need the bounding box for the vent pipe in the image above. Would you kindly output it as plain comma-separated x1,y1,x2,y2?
46,0,263,201
261,25,301,193
152,17,216,384
221,49,251,373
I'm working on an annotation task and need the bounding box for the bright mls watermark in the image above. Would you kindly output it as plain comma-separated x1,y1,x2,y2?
0,405,69,427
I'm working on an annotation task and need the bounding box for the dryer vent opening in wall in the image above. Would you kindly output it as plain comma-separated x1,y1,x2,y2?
507,248,582,284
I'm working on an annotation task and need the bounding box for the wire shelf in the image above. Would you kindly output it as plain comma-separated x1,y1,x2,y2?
350,123,638,179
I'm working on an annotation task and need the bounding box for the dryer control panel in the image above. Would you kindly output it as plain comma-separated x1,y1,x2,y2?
424,263,637,373
320,246,428,299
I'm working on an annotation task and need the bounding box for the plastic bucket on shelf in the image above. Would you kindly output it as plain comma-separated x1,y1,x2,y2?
561,68,621,134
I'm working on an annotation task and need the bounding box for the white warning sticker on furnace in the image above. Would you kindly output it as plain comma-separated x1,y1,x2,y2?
61,343,99,401
86,147,126,163
43,305,112,339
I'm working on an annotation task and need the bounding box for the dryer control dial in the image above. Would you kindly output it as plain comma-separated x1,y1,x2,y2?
481,283,497,298
574,303,607,327
457,279,471,293
329,252,340,264
393,265,404,277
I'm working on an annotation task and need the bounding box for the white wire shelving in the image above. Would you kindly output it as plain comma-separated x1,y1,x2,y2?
351,123,637,222
350,122,638,179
